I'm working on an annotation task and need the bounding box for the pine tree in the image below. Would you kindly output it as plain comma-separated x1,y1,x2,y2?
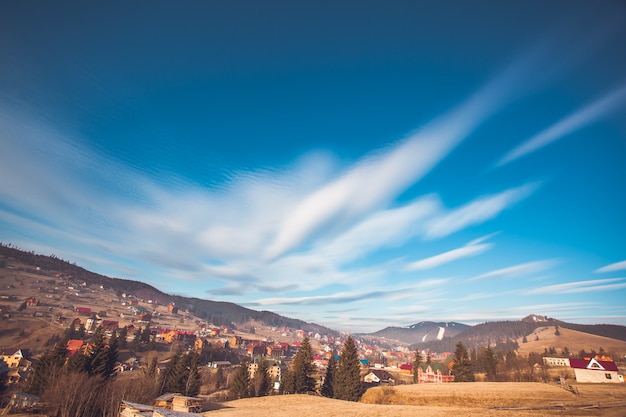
183,352,202,397
334,336,362,401
87,326,116,378
251,359,271,397
554,325,560,336
66,350,89,374
141,326,151,343
291,337,315,393
144,356,158,380
412,348,421,383
118,326,128,349
230,357,251,399
280,368,294,394
452,341,474,382
320,355,336,398
482,346,497,382
28,341,67,395
215,367,225,389
160,350,182,394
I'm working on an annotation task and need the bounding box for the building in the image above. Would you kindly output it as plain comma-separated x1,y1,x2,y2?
543,357,571,367
363,369,395,384
570,358,623,383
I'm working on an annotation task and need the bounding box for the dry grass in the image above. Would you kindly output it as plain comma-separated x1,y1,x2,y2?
200,382,626,417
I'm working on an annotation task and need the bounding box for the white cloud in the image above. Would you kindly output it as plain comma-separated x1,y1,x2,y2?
405,235,494,271
497,85,626,166
471,259,557,281
526,278,626,295
425,183,539,239
595,260,626,273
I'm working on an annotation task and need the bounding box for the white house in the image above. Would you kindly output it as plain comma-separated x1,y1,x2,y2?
570,358,623,383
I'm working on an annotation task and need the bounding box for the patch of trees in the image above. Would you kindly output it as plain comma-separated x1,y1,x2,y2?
25,326,208,417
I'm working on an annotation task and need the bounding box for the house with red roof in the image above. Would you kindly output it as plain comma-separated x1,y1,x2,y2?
570,358,623,383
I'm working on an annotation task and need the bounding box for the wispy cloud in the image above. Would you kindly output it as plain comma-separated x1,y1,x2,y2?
497,85,626,166
404,234,496,271
470,259,558,281
595,260,626,273
425,183,539,239
526,278,626,295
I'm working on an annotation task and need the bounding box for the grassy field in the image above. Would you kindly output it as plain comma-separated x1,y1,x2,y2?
203,382,626,417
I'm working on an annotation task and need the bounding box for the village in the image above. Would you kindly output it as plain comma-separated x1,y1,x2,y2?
1,258,625,416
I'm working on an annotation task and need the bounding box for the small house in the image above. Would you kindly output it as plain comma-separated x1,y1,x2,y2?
570,358,623,383
363,369,395,385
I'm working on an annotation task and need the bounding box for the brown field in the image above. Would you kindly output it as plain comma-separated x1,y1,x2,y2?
517,327,626,358
202,383,626,417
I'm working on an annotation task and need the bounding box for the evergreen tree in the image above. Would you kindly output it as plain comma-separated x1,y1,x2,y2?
426,353,431,364
334,336,362,401
280,368,294,394
230,357,250,399
320,355,336,398
183,352,202,397
251,359,271,397
141,326,151,344
452,341,474,382
132,328,142,352
412,348,421,383
160,350,182,394
482,346,497,382
86,326,116,378
118,326,128,349
554,325,560,336
522,335,528,343
28,341,67,395
144,356,158,380
291,337,315,393
215,367,225,389
66,350,89,374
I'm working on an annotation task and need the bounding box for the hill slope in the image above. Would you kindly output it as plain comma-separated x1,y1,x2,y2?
0,244,335,335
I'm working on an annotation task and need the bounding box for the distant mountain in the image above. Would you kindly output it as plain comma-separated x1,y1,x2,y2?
416,315,626,353
0,244,336,336
362,321,470,345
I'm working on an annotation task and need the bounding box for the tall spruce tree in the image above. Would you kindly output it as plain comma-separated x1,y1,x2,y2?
334,336,362,401
292,337,315,393
28,341,67,395
280,368,294,394
230,357,251,399
452,341,474,382
183,352,202,397
320,355,336,398
160,350,182,394
412,348,421,383
251,359,272,397
482,345,497,382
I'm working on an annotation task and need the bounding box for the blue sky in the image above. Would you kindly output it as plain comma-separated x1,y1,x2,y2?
1,1,625,333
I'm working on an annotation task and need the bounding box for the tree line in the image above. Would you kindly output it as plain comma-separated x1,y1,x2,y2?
229,336,364,402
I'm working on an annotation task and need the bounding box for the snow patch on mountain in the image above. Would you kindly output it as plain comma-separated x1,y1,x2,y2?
437,326,445,340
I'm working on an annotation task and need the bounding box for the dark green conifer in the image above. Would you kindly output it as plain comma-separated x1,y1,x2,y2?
251,359,272,397
334,336,362,401
412,348,421,383
292,337,315,393
320,355,336,398
452,341,474,382
230,357,251,399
